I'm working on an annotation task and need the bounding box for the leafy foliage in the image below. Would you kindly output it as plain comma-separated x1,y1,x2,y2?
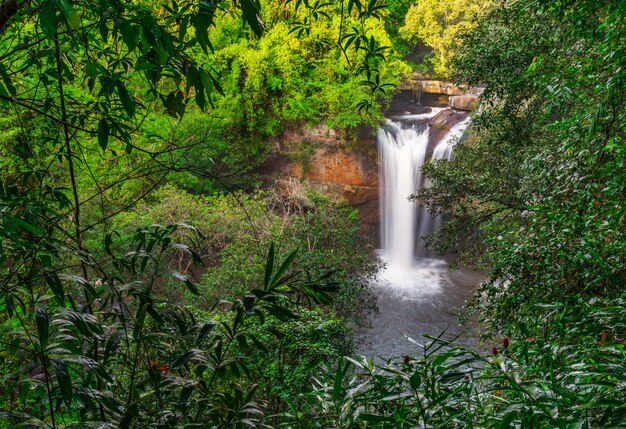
283,303,626,428
0,0,389,427
400,0,491,76
118,184,379,326
419,0,626,329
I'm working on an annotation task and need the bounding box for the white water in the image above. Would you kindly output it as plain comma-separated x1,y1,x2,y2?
376,113,471,297
378,120,430,272
432,116,471,162
358,111,479,358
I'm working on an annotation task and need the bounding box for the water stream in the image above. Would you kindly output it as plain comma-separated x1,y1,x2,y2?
357,111,481,358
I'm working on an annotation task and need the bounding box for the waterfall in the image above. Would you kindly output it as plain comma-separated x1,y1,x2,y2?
432,116,471,162
378,120,429,271
377,113,470,289
359,111,479,358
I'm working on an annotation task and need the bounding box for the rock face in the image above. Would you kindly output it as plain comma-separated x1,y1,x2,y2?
397,77,484,112
449,94,480,111
419,80,467,96
260,124,380,238
412,78,484,96
263,124,377,188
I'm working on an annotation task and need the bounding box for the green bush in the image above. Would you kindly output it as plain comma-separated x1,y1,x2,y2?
116,184,379,326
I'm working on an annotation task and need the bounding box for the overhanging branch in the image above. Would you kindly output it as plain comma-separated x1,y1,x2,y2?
0,0,29,35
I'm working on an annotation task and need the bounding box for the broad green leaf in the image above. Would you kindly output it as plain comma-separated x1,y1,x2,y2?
97,119,109,151
58,0,80,30
53,360,73,405
9,216,44,235
240,0,264,37
40,0,58,39
409,370,421,389
116,81,135,117
44,272,64,301
0,83,9,106
35,308,49,349
118,19,137,51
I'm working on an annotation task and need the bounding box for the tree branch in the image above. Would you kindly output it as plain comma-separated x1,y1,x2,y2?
0,0,29,35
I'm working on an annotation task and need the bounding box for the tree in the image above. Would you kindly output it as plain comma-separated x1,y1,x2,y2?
0,0,395,426
419,0,626,327
400,0,491,76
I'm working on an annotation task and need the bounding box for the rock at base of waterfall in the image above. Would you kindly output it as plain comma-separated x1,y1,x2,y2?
428,109,469,147
449,94,480,111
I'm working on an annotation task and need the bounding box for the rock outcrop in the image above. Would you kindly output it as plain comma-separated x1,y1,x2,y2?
411,78,484,96
260,124,380,237
428,109,469,147
449,94,480,111
397,77,484,112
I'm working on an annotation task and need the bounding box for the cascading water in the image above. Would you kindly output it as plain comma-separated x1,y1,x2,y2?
377,111,470,289
418,116,473,242
358,109,479,358
431,116,471,162
378,120,430,271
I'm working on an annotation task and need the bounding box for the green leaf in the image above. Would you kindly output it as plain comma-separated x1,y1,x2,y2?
146,304,164,325
9,216,44,236
0,85,8,106
265,304,297,321
271,248,298,287
192,15,212,54
240,0,264,37
409,370,421,389
118,19,137,51
264,243,275,291
97,119,109,151
116,81,135,117
85,61,98,77
58,0,80,30
53,360,73,405
35,308,49,349
0,66,15,96
40,0,58,38
164,90,185,118
332,358,344,401
44,272,64,301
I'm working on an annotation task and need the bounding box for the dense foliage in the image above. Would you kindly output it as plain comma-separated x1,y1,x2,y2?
421,0,626,330
0,0,390,426
400,0,491,76
1,0,624,427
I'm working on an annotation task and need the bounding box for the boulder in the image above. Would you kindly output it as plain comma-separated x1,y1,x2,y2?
428,109,469,147
449,94,480,111
419,80,465,96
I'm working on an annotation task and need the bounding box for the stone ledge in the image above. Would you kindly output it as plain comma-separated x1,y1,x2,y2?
449,94,480,111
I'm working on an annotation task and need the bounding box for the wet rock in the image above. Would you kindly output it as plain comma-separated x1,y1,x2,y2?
428,109,469,147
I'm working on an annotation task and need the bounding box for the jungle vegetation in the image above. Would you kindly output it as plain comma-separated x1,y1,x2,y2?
0,0,624,427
